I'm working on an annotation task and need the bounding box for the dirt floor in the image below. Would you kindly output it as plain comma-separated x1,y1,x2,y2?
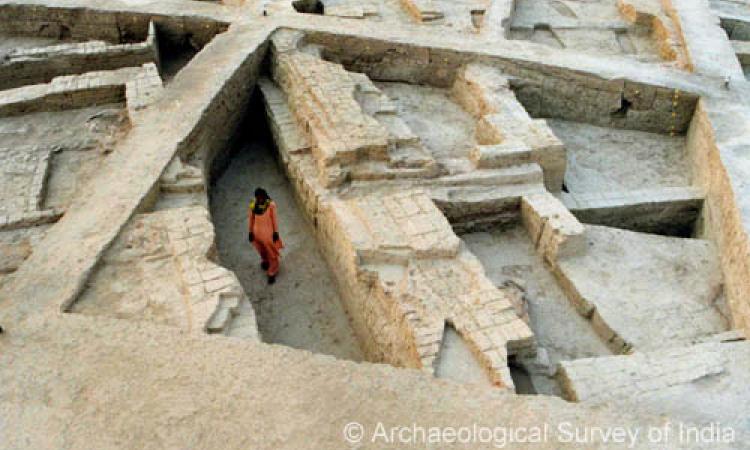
40,106,129,210
558,225,728,351
0,104,128,284
375,81,477,171
0,225,50,289
210,138,365,361
548,119,689,193
434,325,492,386
463,225,612,395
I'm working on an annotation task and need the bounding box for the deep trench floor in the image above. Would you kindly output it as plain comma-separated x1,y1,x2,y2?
463,225,613,395
210,139,365,361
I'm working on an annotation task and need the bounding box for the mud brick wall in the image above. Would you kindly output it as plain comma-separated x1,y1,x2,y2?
0,73,126,117
557,343,727,403
452,63,566,191
303,32,699,133
70,206,258,338
255,114,421,367
180,35,269,185
261,83,536,386
0,23,158,90
562,187,703,236
687,99,750,337
318,196,424,367
0,4,228,47
0,64,162,118
270,45,390,187
521,192,586,265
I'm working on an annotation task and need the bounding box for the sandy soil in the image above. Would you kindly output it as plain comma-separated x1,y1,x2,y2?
548,119,689,193
463,225,612,395
210,139,365,361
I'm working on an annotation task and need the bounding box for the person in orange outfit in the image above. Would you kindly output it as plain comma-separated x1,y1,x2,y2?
248,187,283,284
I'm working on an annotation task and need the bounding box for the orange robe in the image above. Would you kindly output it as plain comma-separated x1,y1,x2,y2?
248,201,283,276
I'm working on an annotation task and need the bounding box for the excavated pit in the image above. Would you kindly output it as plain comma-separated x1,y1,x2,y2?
292,0,323,14
3,4,750,442
508,0,661,61
41,105,130,210
548,119,690,193
209,100,365,361
0,103,130,286
157,35,200,83
463,224,612,396
545,117,701,237
0,20,225,89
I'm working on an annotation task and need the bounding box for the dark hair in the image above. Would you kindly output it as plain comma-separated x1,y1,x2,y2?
254,187,269,200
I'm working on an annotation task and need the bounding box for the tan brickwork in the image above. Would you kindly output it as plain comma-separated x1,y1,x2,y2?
0,63,162,120
73,206,259,339
453,63,566,191
313,190,534,387
0,21,159,90
273,51,389,182
521,192,586,265
399,0,443,22
617,0,690,68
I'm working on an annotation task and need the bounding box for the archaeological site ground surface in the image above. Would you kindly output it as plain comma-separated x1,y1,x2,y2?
1,0,750,448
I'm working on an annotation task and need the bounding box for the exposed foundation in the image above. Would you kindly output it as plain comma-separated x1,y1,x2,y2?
508,0,689,67
4,2,750,445
464,224,612,395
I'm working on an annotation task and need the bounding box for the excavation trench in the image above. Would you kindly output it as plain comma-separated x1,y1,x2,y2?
462,223,613,396
204,49,713,390
549,119,690,194
208,100,365,361
208,85,517,386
